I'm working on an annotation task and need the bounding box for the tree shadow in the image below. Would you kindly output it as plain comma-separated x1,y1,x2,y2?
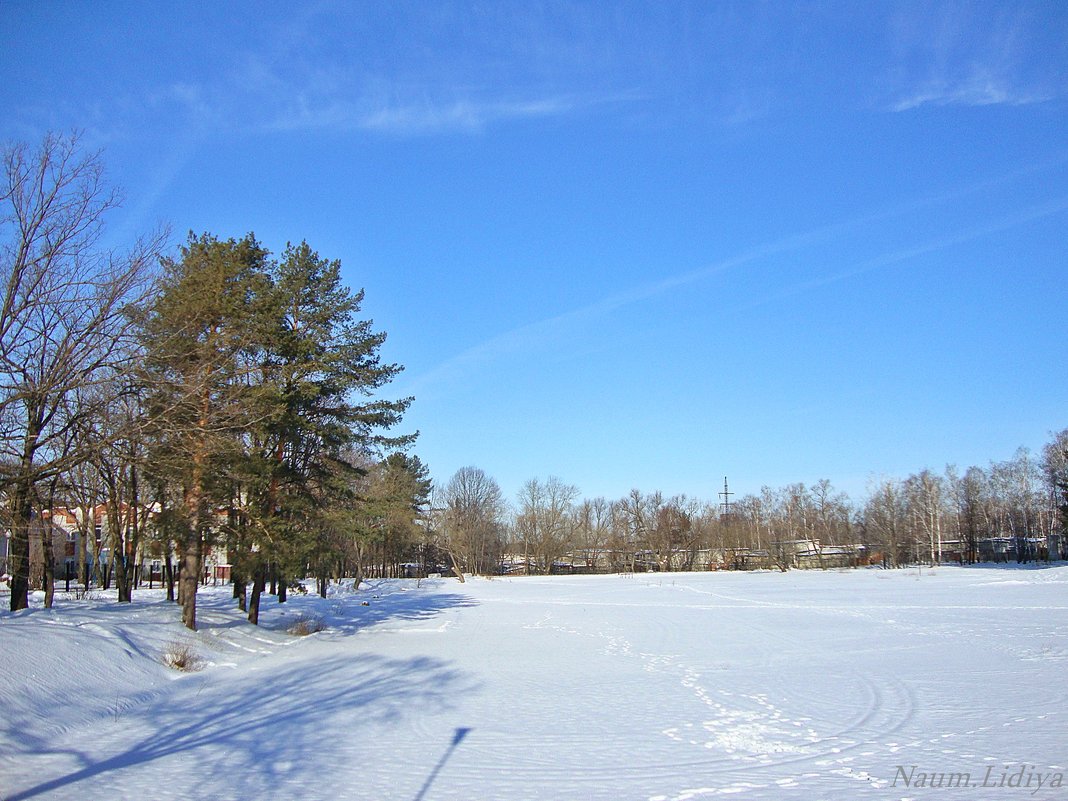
2,580,482,799
5,651,478,800
255,578,480,637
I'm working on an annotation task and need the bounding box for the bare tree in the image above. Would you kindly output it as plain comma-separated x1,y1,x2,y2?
62,455,103,588
1042,429,1068,560
946,464,990,563
0,133,162,611
573,497,612,572
904,469,947,565
863,478,907,568
515,476,578,574
989,448,1046,562
89,380,148,602
440,466,506,578
615,489,651,570
648,495,700,571
810,479,852,546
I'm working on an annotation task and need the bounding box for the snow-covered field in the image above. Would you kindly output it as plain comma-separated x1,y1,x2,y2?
2,565,1066,801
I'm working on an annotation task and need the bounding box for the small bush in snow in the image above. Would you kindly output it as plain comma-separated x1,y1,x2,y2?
162,641,203,672
287,614,326,636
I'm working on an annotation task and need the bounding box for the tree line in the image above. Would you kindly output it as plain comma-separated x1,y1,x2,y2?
432,435,1068,578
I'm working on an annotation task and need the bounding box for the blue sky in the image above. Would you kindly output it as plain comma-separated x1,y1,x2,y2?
2,1,1066,505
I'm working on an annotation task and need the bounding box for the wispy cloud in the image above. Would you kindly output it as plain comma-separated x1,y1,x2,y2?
884,4,1061,112
396,221,866,399
268,92,603,136
890,70,1053,112
732,195,1068,313
402,171,1068,399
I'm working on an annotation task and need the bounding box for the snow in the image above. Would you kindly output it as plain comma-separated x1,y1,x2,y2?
2,565,1067,800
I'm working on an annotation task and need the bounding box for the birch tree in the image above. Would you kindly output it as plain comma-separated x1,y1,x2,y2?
905,469,947,565
1042,429,1068,557
573,497,612,571
863,478,907,567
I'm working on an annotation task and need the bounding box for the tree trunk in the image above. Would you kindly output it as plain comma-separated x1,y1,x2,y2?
445,548,465,583
179,534,203,630
8,479,33,611
248,563,266,625
127,465,141,593
114,552,130,602
233,569,247,611
78,517,89,591
229,533,246,610
94,539,107,589
353,560,364,591
111,504,131,603
42,525,56,609
165,554,175,602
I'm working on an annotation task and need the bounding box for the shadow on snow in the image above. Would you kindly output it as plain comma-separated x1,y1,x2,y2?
3,579,481,800
6,650,478,800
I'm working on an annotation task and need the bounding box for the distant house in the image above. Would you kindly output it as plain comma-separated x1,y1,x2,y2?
42,508,81,580
19,509,82,585
769,539,860,570
795,544,857,570
729,547,770,570
977,535,1048,563
0,508,86,585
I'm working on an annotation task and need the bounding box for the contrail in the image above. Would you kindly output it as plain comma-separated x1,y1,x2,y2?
399,157,1068,397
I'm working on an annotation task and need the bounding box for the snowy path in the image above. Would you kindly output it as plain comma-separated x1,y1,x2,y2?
1,566,1066,800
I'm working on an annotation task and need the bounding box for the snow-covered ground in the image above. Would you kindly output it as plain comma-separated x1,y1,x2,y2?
1,565,1066,800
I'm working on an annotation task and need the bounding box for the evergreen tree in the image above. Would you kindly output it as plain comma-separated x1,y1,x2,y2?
240,241,413,618
140,235,412,627
139,232,271,630
366,452,433,578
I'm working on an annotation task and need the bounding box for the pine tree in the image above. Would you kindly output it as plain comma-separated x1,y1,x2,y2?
139,232,270,630
141,235,412,626
245,241,413,615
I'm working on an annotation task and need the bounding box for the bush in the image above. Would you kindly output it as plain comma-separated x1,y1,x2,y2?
162,641,204,672
287,613,326,636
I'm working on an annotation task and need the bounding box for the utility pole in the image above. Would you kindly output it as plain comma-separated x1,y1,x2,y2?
719,476,734,520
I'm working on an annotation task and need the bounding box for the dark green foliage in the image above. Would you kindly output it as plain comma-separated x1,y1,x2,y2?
139,232,272,629
140,233,414,626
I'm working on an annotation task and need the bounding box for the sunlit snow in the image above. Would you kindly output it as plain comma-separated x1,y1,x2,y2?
2,565,1066,800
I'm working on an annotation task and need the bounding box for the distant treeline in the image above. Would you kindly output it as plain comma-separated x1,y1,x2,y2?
430,433,1068,577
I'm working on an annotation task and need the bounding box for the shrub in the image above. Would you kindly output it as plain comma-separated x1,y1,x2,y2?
162,641,204,672
287,613,326,636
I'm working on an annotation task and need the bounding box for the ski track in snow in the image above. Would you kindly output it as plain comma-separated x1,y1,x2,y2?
1,566,1067,800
